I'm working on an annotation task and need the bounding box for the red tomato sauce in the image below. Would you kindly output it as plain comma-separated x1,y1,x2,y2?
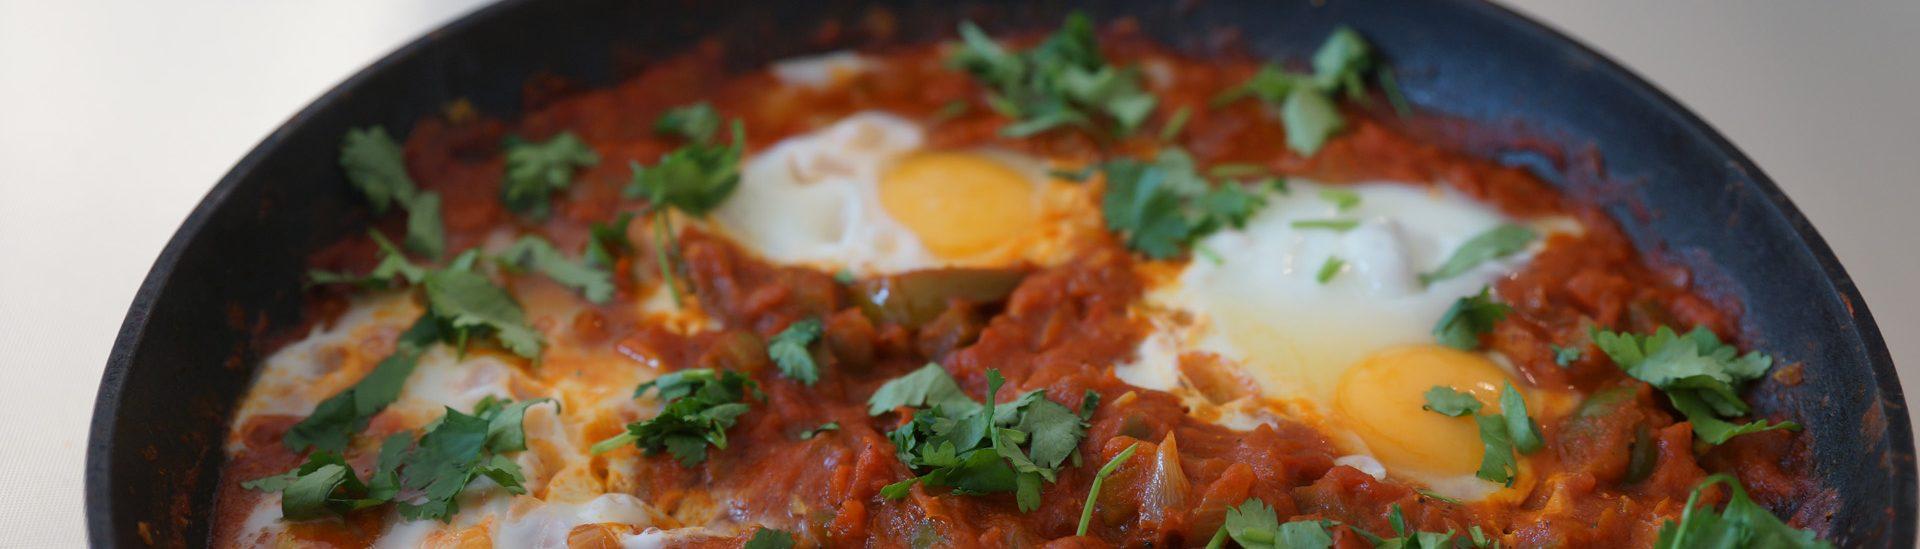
213,22,1818,548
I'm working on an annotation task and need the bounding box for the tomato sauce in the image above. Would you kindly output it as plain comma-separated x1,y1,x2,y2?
214,21,1818,548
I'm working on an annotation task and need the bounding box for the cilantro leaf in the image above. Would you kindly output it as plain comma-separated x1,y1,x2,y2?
1421,386,1483,417
867,363,979,416
1656,474,1832,548
1552,344,1583,366
1474,414,1518,486
1076,443,1138,536
1223,498,1338,549
1500,382,1545,454
1593,326,1800,444
767,318,824,385
654,102,722,143
1433,287,1509,350
499,235,614,303
1282,86,1344,155
1101,149,1268,259
1291,218,1360,232
584,211,635,268
252,399,551,523
1422,224,1536,285
950,12,1159,138
743,528,796,549
285,314,441,453
1316,256,1346,284
623,118,744,217
1215,26,1387,156
308,231,424,289
592,369,759,466
339,127,413,213
501,132,599,219
876,366,1095,512
338,126,445,257
797,421,839,440
422,268,543,359
1318,188,1361,211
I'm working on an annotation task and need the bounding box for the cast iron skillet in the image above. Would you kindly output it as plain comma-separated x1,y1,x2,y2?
85,0,1915,546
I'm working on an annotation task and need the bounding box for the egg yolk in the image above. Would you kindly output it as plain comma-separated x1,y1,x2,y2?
1334,344,1518,479
880,152,1039,258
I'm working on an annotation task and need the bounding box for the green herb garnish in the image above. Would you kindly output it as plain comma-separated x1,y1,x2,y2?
1076,443,1138,536
499,235,614,303
743,528,797,549
1291,218,1359,232
1593,326,1800,444
1421,224,1536,285
339,126,445,257
1423,383,1542,487
949,12,1158,139
1101,148,1266,259
1433,287,1509,350
873,366,1096,511
248,397,553,522
1656,474,1831,548
797,421,840,440
767,318,824,385
502,132,599,219
1316,256,1346,284
590,369,761,466
1214,27,1392,156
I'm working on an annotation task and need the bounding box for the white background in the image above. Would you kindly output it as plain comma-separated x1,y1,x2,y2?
0,1,1914,546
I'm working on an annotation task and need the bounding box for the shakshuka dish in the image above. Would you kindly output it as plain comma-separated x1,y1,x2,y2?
213,14,1833,548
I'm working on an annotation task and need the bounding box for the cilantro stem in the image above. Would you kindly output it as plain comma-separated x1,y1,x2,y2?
1076,442,1140,536
1204,524,1229,549
589,432,638,455
651,209,682,308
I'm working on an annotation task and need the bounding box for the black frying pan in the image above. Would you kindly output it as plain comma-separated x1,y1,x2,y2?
84,0,1916,546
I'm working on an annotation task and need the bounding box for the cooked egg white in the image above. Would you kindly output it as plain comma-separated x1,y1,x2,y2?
1121,180,1575,501
707,111,1097,275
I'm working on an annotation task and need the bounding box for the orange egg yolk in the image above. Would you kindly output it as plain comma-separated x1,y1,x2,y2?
879,152,1039,259
1335,344,1520,479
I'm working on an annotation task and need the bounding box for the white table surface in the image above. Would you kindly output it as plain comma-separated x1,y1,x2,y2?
0,1,1913,546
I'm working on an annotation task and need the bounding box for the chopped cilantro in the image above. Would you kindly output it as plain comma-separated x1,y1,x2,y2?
591,368,760,466
249,398,553,522
1420,386,1482,417
949,12,1159,138
1423,382,1543,487
422,268,544,359
1416,489,1462,504
1159,105,1193,142
1656,474,1831,548
743,528,797,549
1100,148,1267,259
501,132,599,219
1421,224,1536,285
873,367,1097,511
1217,498,1335,549
1593,326,1800,444
1206,163,1269,179
499,235,614,303
1316,256,1345,284
1291,218,1359,232
339,126,445,257
1552,344,1583,367
1433,287,1509,350
308,231,425,289
654,102,722,142
624,118,745,216
284,314,441,453
767,318,824,385
584,211,635,268
1318,188,1361,211
833,269,856,284
797,421,840,440
1214,27,1390,156
1076,442,1138,536
867,363,985,417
